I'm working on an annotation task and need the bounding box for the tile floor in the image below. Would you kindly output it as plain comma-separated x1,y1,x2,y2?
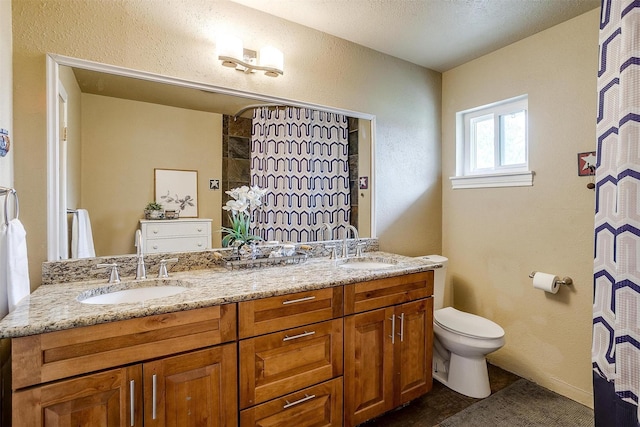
358,364,522,427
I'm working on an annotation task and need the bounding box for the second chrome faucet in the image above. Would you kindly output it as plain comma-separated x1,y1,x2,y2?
135,229,146,280
342,225,359,258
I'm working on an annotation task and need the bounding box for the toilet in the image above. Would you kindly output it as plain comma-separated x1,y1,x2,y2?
421,255,505,399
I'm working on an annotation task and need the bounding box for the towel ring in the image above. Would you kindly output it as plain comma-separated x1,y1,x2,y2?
2,188,19,226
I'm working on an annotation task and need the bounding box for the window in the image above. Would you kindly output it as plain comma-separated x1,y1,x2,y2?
451,95,533,189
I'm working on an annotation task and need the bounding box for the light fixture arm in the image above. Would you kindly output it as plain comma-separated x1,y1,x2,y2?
218,55,283,77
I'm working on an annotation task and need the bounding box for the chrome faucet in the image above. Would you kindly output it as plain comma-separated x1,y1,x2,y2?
342,225,359,258
320,222,333,240
135,229,146,280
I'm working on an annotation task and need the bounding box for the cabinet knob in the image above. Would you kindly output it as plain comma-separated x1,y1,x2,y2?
197,243,203,247
153,229,158,234
153,245,158,250
197,227,203,232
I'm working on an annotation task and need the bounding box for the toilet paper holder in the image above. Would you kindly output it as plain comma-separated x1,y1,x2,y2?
529,271,573,286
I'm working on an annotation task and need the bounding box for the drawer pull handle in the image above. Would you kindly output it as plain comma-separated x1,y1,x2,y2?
282,295,316,305
389,315,396,344
283,394,316,409
283,330,315,341
130,380,135,426
152,374,157,420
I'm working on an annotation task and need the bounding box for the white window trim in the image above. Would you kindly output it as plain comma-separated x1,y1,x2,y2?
452,95,533,189
450,170,534,189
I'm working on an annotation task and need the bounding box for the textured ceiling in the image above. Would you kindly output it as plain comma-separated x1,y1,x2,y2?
231,0,600,72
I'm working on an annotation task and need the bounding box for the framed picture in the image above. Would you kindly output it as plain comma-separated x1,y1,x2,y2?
577,151,596,176
154,169,198,217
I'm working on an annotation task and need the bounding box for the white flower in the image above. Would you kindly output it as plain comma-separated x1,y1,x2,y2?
221,185,267,248
223,186,266,215
223,199,249,214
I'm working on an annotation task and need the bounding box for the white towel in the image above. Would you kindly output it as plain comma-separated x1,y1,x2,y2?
5,219,30,312
0,223,8,317
72,209,95,258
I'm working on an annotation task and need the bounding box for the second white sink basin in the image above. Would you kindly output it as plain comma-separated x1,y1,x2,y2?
78,280,188,305
338,257,398,270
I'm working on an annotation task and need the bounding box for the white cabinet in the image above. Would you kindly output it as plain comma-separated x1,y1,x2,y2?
139,218,212,254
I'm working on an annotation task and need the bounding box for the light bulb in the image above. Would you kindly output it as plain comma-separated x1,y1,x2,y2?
259,46,283,75
217,34,243,67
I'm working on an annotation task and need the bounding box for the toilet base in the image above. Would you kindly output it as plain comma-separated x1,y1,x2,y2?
433,353,491,398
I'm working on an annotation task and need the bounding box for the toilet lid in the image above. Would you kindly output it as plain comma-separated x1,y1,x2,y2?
434,307,505,339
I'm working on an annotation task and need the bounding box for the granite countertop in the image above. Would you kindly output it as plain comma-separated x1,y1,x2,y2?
0,252,440,339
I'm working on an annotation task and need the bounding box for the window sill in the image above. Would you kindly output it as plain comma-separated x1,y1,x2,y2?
450,171,534,189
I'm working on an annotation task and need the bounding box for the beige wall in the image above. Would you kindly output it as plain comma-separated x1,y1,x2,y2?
81,94,222,255
0,1,11,423
0,0,12,188
12,0,442,286
442,9,598,406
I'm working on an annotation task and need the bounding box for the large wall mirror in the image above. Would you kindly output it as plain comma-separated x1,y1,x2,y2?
46,54,375,261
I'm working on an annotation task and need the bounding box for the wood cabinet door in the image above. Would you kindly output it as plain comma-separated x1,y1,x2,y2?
344,307,394,427
239,318,343,409
394,298,433,406
239,378,343,427
12,365,141,427
144,343,237,427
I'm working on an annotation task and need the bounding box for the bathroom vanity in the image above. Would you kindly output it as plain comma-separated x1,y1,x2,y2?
1,251,437,426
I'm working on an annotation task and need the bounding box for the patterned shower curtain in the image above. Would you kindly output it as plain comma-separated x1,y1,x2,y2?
592,0,640,425
250,106,350,242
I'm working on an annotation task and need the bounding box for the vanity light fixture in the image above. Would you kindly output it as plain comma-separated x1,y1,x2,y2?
217,34,284,77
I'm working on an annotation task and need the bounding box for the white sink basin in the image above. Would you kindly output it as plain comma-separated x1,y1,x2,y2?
338,257,398,270
78,280,188,305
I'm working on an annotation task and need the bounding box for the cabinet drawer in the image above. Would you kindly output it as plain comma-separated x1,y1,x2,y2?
143,220,211,238
239,287,343,338
239,318,343,409
344,271,433,314
240,377,343,427
146,236,210,253
12,304,236,390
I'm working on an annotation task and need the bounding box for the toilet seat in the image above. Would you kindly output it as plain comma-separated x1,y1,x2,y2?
434,307,504,339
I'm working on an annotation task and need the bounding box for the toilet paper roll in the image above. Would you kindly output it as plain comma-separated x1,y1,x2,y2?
532,272,560,294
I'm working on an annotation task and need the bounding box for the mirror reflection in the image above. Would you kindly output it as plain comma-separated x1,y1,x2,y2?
50,57,373,260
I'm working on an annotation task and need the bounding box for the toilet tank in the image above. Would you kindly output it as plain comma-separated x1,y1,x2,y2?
421,255,448,310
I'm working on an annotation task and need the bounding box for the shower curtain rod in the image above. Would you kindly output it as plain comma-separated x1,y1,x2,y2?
232,103,348,121
233,103,289,121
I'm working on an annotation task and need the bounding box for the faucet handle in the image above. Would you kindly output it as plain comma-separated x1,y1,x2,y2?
356,241,366,257
324,244,338,260
97,263,120,283
158,258,179,278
